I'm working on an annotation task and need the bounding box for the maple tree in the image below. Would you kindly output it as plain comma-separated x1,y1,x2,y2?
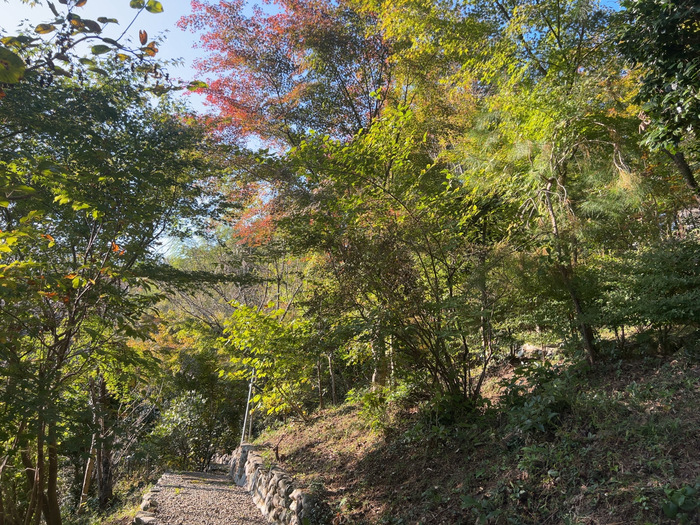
179,0,392,146
1,1,700,521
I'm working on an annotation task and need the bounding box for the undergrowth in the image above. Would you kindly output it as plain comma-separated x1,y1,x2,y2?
254,346,700,524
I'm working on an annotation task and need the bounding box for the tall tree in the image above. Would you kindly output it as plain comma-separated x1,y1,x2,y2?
0,67,221,522
179,0,392,145
618,0,700,204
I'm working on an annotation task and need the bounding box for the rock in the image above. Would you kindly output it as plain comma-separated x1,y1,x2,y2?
278,478,291,494
140,498,156,511
133,511,157,525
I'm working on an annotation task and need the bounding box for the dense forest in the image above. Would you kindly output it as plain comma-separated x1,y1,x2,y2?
0,0,699,523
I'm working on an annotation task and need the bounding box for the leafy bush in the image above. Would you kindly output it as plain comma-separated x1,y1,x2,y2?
346,382,415,431
662,480,700,523
152,392,236,470
501,361,572,436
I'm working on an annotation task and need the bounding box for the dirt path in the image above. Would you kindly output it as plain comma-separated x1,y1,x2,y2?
149,472,266,525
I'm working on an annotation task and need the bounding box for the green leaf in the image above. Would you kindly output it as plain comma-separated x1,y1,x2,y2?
187,80,208,91
2,35,36,47
14,185,35,194
80,19,102,33
91,45,110,55
53,66,71,77
145,0,164,13
0,46,26,84
662,501,678,518
97,17,119,24
88,66,108,76
35,24,56,34
38,161,64,176
130,0,145,8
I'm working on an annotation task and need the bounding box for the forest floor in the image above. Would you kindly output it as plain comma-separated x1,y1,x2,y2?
254,348,700,524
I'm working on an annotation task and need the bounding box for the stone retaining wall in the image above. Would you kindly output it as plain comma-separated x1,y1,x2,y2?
230,444,324,524
133,477,162,524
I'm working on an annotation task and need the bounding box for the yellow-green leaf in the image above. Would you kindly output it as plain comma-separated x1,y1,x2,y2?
35,24,56,34
88,66,108,75
187,80,208,91
80,19,101,33
145,0,163,13
53,66,71,77
91,44,110,55
0,46,26,84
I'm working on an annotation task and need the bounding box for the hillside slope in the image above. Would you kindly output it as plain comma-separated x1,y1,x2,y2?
253,351,700,524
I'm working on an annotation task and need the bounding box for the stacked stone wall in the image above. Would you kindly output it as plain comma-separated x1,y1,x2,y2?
133,477,162,524
230,444,324,524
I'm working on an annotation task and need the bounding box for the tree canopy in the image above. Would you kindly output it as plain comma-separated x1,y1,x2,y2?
2,0,700,523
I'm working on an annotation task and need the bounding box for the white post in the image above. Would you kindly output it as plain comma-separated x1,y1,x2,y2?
240,369,255,447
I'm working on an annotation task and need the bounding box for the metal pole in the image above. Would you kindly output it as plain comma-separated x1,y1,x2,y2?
240,369,255,447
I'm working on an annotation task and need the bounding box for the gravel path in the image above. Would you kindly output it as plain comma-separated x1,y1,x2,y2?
151,472,267,525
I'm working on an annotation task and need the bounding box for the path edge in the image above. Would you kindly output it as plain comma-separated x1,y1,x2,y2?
229,444,327,524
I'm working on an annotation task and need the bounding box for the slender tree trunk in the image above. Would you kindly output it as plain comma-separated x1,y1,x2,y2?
388,335,396,388
77,436,96,514
544,180,596,364
20,449,50,522
316,358,324,410
32,422,44,525
0,481,5,525
45,423,61,525
327,353,337,405
665,149,700,205
559,265,596,364
371,336,388,390
97,378,113,510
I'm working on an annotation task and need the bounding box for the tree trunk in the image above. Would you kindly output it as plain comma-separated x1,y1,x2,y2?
45,423,61,525
559,265,597,364
544,179,596,364
97,378,113,510
0,482,5,525
665,149,700,205
30,421,44,525
77,435,96,514
327,353,337,405
371,336,388,391
316,358,324,410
